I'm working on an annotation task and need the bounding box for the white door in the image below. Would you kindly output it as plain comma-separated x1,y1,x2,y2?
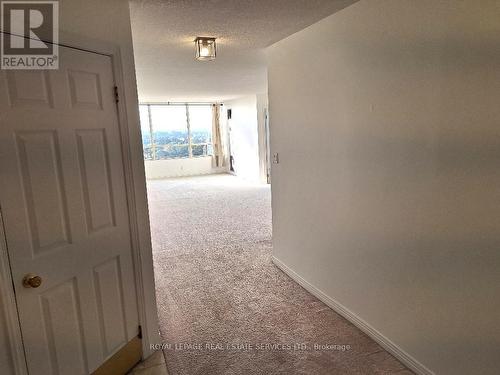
0,45,139,374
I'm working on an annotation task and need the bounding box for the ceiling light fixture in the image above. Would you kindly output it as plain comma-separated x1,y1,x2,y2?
195,37,216,61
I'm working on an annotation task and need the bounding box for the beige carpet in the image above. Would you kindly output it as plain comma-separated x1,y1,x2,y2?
147,174,412,375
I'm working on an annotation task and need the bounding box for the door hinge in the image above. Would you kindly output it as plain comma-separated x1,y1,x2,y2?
138,325,142,339
114,86,119,103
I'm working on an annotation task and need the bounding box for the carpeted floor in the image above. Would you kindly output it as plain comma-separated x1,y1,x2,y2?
147,174,412,375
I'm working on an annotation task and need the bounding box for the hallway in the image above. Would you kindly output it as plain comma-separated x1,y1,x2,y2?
147,175,411,375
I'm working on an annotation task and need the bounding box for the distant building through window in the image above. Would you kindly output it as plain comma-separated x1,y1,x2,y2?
139,104,213,160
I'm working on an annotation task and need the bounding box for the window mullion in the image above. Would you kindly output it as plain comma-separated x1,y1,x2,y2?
185,104,192,158
147,104,156,160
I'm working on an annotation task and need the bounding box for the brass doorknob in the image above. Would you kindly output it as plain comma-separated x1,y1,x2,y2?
23,274,42,288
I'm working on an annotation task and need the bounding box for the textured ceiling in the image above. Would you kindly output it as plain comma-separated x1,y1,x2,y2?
130,0,357,102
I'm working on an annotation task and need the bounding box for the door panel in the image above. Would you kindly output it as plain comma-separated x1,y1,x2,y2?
68,69,103,110
0,45,139,374
93,257,128,357
6,70,54,108
40,278,88,375
76,129,116,234
15,130,72,253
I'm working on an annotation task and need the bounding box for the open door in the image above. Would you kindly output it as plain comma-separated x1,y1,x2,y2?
0,44,141,374
264,108,271,184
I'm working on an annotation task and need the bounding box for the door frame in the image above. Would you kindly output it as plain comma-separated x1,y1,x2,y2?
0,31,159,374
226,107,236,174
0,209,28,374
264,108,271,184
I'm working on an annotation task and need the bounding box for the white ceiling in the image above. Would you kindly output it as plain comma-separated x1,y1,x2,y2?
129,0,357,102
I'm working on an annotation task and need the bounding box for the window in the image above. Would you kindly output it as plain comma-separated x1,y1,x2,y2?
189,105,213,157
139,104,213,160
139,105,152,159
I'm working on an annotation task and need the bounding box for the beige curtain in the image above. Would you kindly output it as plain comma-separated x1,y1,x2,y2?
211,104,225,168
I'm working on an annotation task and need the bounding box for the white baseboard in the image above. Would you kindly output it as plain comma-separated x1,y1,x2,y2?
271,255,434,375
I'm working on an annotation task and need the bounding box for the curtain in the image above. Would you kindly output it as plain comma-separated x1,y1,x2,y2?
211,104,225,168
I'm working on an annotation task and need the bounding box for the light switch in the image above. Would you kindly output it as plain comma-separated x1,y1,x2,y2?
273,152,279,164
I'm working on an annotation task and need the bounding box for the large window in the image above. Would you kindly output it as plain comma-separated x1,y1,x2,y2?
139,104,213,160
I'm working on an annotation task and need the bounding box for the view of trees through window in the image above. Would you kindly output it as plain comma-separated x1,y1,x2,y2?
139,104,213,160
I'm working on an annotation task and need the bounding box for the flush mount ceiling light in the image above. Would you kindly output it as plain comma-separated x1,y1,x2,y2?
195,37,216,61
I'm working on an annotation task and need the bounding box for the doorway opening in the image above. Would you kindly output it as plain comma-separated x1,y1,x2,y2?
138,99,273,374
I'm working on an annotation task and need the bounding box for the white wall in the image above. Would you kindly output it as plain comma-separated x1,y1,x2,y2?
225,95,262,182
144,157,226,179
267,1,500,374
0,1,159,372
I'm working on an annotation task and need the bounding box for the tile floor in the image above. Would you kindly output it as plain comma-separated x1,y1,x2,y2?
128,351,169,375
